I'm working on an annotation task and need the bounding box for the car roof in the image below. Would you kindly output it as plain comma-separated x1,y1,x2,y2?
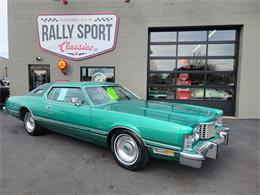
50,81,117,87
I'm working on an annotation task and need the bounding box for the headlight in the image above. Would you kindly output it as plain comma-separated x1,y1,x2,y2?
184,127,200,150
216,115,223,126
184,134,193,150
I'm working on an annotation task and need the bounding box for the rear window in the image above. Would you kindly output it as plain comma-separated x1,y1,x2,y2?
28,83,52,96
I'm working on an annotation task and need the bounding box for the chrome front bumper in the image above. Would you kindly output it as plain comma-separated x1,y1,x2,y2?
180,127,231,168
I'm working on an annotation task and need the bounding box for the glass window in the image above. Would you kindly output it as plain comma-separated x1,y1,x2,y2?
150,60,175,71
207,59,234,71
178,31,207,42
149,87,175,100
28,83,51,96
48,87,86,105
209,30,236,41
177,59,206,70
150,32,177,42
148,28,239,105
85,86,138,105
149,73,175,85
150,45,176,56
176,87,204,100
81,67,115,82
190,88,205,100
205,88,233,100
178,44,206,56
206,74,235,86
176,73,204,86
208,44,235,56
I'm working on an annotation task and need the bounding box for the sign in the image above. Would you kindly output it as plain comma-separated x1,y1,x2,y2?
36,13,119,60
177,73,191,100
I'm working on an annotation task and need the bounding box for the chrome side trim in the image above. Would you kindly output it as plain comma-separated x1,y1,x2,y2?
108,126,181,153
34,116,107,136
144,139,181,152
6,108,19,114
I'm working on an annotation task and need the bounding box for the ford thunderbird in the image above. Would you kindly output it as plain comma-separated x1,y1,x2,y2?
3,82,230,170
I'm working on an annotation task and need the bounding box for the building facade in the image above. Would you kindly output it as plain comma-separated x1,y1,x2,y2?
4,0,260,118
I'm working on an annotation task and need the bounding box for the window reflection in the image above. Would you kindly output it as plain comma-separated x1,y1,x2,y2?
207,59,234,71
208,44,235,56
149,73,175,85
209,30,236,41
149,87,175,100
148,28,238,103
190,88,204,100
179,31,207,42
150,45,176,56
81,67,115,82
151,32,177,42
206,74,234,86
178,44,206,56
177,59,206,70
150,60,175,71
176,88,204,100
205,88,233,100
176,73,204,86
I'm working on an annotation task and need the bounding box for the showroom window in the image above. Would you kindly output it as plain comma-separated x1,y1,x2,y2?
148,26,241,115
81,67,115,82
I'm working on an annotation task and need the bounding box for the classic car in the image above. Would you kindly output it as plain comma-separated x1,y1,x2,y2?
0,79,10,108
3,82,230,170
191,88,232,100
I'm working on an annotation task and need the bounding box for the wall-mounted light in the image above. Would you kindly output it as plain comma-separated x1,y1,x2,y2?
57,60,68,75
33,56,42,61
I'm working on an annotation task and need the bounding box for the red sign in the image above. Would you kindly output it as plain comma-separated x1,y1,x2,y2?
177,73,191,100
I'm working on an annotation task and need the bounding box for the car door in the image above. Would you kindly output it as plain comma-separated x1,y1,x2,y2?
44,86,91,141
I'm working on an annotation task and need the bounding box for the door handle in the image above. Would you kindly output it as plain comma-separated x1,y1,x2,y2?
45,105,52,109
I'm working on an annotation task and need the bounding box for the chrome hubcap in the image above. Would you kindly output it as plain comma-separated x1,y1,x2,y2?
25,113,35,133
114,134,139,165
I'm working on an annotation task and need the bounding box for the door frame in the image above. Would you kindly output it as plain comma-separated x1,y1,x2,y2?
28,64,50,91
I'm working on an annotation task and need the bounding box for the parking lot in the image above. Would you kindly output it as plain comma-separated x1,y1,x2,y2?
0,111,259,195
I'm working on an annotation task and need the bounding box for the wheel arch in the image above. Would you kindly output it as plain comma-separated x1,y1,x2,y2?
107,126,144,149
20,106,32,120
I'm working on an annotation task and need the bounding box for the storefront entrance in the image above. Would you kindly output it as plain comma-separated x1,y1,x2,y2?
28,64,50,91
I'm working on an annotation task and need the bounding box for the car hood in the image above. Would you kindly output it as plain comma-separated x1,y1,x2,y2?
97,100,221,128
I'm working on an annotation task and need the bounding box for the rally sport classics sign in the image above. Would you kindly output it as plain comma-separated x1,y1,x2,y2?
36,13,119,60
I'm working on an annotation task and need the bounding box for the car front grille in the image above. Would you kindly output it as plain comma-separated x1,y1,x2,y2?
198,122,216,139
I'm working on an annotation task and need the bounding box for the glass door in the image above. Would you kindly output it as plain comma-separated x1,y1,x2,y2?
29,65,50,91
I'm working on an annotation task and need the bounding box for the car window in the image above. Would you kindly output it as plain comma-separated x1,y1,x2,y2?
0,80,3,86
47,87,88,105
85,86,139,105
28,83,52,96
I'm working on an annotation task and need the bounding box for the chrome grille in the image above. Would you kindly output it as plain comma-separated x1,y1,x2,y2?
198,122,216,139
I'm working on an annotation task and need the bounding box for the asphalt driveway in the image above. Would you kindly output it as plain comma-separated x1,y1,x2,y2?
0,111,259,195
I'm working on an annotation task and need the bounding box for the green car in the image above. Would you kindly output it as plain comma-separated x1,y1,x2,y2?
3,82,230,170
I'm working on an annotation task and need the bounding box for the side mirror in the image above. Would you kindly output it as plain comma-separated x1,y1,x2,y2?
71,97,80,106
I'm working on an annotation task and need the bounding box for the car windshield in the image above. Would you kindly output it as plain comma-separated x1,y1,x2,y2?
85,85,139,105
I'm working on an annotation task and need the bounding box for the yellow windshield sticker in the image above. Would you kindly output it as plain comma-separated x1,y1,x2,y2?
106,87,119,100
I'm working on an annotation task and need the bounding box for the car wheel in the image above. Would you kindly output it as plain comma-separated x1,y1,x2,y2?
23,112,42,136
111,130,150,171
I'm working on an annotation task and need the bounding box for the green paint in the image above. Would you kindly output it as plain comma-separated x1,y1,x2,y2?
4,82,223,162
